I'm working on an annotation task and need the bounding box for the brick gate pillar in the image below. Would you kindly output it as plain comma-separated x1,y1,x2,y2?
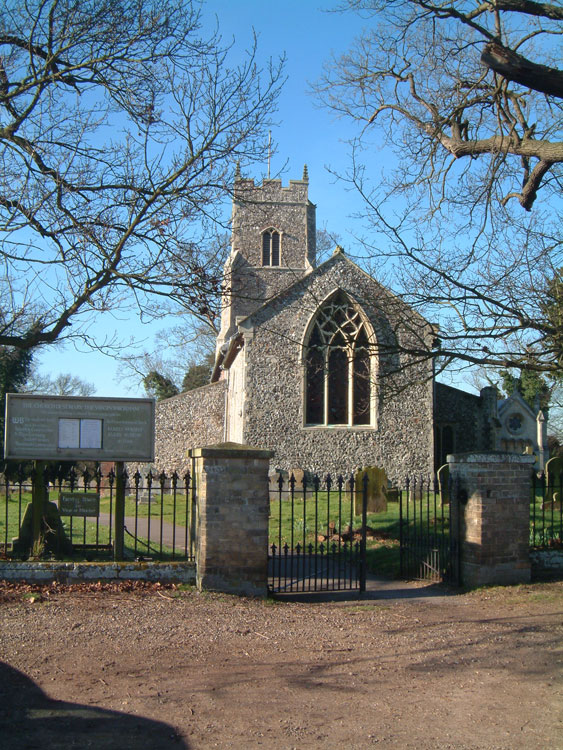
448,453,534,587
188,442,273,596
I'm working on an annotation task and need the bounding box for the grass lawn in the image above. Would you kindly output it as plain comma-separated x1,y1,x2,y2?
530,497,563,547
98,491,192,522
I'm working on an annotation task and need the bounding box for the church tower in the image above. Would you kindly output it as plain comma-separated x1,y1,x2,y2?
217,167,316,350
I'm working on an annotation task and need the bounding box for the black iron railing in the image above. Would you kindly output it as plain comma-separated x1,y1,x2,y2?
268,470,458,594
399,476,457,584
268,472,367,594
0,465,195,562
531,473,563,549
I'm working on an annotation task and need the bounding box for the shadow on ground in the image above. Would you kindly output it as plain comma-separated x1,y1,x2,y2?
270,574,459,603
0,662,188,749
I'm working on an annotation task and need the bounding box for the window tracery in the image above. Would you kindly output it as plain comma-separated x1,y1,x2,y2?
305,291,373,426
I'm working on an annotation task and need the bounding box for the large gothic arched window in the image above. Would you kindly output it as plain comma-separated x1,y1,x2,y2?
304,291,374,426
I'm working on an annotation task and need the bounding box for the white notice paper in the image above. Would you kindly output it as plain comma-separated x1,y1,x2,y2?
80,419,102,449
58,419,80,448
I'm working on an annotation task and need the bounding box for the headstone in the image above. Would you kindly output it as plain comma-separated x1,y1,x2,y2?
545,455,563,504
353,466,388,515
269,469,289,495
545,455,563,484
437,463,450,505
128,463,158,504
541,496,562,513
290,468,306,488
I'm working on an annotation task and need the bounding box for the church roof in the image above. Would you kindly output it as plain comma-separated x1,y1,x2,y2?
498,389,542,420
236,246,430,332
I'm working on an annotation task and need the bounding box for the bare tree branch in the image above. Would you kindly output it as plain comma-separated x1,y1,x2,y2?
0,0,284,351
481,41,563,98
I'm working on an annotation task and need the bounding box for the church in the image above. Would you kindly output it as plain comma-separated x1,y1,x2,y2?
150,171,548,483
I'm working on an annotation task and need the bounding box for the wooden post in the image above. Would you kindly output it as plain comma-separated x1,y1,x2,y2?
189,453,197,559
31,460,47,555
113,461,125,561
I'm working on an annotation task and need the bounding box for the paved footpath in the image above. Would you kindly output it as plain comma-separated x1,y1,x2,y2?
98,512,192,557
98,513,456,603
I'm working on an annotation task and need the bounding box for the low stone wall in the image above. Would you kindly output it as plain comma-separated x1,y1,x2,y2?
530,549,563,574
0,561,196,584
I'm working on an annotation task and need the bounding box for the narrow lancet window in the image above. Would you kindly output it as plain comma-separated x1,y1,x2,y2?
262,229,281,266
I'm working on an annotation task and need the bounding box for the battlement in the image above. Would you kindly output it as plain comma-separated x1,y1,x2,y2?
234,167,311,206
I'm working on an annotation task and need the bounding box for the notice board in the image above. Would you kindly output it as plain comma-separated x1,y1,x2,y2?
4,394,155,462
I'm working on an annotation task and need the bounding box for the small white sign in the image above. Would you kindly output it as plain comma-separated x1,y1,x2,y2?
58,418,103,449
58,419,80,449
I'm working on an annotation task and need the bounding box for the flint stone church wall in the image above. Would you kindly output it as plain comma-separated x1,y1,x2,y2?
434,382,490,454
239,255,435,484
138,380,226,477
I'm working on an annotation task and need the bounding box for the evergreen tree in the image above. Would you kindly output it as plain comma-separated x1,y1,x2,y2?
181,352,215,392
0,347,33,453
499,369,552,413
143,371,179,401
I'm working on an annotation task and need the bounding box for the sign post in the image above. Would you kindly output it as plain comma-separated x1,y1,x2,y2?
4,395,155,559
114,461,126,561
31,461,47,555
5,395,155,463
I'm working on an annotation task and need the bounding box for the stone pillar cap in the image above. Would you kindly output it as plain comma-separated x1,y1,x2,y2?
188,442,274,459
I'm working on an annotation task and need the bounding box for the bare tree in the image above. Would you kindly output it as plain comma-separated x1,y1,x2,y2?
24,370,96,396
316,0,563,376
116,231,229,390
0,0,284,351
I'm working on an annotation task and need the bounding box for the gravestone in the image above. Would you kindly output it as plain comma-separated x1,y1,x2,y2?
545,455,563,485
290,468,306,489
128,464,158,504
437,463,450,505
545,455,563,504
542,498,562,512
353,466,388,515
269,469,289,495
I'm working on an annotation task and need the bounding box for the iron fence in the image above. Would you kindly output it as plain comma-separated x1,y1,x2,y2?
0,465,196,562
268,470,458,594
399,476,458,584
531,473,563,549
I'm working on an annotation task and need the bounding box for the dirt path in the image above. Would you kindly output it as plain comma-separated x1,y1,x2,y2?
1,580,562,749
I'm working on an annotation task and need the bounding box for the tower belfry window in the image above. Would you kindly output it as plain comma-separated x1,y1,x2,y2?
262,229,280,266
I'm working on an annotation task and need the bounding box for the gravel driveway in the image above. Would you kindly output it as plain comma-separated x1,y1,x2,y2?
0,579,561,749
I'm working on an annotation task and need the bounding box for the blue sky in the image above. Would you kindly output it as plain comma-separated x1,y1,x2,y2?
37,1,390,397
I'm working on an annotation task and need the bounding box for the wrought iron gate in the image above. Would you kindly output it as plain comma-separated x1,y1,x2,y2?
399,476,459,584
268,473,368,594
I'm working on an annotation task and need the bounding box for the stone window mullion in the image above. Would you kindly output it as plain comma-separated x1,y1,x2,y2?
304,291,375,428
